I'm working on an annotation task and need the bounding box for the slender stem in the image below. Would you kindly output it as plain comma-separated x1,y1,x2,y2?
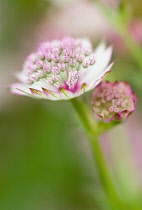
71,97,126,210
96,2,142,70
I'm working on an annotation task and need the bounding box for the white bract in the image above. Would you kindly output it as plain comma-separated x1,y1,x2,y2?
10,37,113,100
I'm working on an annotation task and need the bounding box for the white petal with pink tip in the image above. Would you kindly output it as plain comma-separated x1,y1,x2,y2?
10,37,114,100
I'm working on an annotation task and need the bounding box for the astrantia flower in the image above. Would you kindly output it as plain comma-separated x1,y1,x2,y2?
92,81,136,122
10,37,113,100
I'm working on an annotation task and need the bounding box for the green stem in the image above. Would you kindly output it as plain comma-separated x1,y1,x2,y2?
97,2,142,70
71,97,126,210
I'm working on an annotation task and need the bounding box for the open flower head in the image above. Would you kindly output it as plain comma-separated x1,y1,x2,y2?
92,81,136,122
10,37,113,100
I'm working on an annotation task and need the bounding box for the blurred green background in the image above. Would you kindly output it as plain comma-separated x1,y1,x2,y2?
0,0,142,209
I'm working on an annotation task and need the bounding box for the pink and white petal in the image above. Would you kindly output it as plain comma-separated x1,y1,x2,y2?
30,78,60,93
94,42,113,61
93,41,106,58
29,88,48,99
81,38,92,48
58,87,76,100
80,46,113,84
10,83,32,96
87,61,114,90
14,72,28,83
42,88,61,100
94,45,113,66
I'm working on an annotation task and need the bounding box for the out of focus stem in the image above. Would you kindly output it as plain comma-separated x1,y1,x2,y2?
96,2,142,70
71,97,126,210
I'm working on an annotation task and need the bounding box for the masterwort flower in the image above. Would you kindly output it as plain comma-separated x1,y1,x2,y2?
92,81,136,122
10,37,113,100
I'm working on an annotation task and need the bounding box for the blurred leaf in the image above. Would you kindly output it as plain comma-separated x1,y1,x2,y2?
0,0,49,50
0,99,106,210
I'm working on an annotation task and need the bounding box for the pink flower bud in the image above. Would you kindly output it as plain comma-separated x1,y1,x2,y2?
92,81,136,122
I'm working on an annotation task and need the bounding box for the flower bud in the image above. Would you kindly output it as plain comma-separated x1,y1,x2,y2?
92,81,136,122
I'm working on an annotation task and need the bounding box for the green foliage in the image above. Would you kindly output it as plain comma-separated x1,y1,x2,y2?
0,99,105,210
